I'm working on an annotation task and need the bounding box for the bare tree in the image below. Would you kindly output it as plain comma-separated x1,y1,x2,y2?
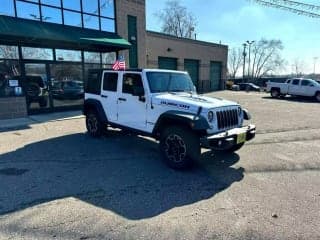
250,39,285,79
157,0,197,38
228,48,243,78
292,58,306,76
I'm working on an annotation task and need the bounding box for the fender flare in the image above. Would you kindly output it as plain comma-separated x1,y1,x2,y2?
152,110,209,135
83,99,108,123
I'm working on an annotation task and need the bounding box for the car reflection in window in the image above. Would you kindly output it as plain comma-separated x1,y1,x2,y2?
52,80,84,100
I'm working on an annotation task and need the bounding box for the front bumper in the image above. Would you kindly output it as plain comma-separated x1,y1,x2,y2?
200,124,256,150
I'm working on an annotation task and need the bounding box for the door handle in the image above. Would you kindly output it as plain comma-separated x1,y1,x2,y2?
118,97,127,101
101,94,108,98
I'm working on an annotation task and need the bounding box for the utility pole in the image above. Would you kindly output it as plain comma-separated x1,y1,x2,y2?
246,40,255,80
313,57,318,76
242,43,247,82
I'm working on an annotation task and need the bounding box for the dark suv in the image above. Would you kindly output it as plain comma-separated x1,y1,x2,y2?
22,75,48,107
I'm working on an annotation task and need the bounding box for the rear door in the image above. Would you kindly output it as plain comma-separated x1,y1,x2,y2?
288,79,300,95
100,71,119,122
117,72,147,131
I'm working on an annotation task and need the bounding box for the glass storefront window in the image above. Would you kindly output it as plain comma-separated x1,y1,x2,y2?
63,10,82,27
101,18,115,32
84,52,101,64
0,45,19,59
50,64,84,107
0,60,22,97
55,49,82,62
102,52,116,65
22,47,53,60
1,0,15,17
41,0,61,7
100,0,114,18
41,6,62,24
63,0,80,11
82,0,98,14
16,1,41,20
83,15,99,30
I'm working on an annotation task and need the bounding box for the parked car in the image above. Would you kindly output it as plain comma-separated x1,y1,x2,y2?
237,83,261,92
266,78,320,102
52,80,84,100
84,69,256,169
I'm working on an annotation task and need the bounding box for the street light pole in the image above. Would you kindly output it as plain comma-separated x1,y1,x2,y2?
313,57,318,75
242,43,247,82
246,40,255,80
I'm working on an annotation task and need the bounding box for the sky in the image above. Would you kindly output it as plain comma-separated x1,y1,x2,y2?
146,0,320,74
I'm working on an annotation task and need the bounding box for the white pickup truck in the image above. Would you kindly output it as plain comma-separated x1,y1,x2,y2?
266,78,320,102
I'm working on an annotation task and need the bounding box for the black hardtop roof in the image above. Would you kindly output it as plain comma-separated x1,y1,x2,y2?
89,68,143,73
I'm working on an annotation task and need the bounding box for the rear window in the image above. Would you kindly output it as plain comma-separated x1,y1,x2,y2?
103,72,118,92
85,70,101,95
291,79,300,85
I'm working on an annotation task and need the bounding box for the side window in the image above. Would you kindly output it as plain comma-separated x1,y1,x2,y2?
103,72,118,92
292,79,300,85
301,80,313,86
122,73,144,95
85,70,101,95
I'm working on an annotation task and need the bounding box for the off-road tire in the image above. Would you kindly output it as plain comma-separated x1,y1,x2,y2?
316,92,320,102
86,110,104,137
38,98,47,108
271,88,280,98
160,126,200,169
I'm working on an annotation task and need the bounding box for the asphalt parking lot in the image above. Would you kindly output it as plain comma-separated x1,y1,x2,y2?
0,91,319,240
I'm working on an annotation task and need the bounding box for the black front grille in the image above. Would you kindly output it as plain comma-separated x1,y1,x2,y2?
216,109,239,130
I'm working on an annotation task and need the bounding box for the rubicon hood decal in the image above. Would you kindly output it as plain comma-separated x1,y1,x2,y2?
152,93,238,110
160,100,190,110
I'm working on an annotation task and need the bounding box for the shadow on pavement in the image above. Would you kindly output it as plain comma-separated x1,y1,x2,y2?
0,130,243,220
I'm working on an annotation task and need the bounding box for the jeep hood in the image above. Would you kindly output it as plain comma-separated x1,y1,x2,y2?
152,93,239,110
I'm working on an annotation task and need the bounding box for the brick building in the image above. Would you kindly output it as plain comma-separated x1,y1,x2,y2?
0,0,227,120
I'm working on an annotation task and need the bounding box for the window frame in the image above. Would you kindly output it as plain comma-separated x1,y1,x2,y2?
291,79,300,85
5,0,116,33
122,73,144,95
102,72,118,92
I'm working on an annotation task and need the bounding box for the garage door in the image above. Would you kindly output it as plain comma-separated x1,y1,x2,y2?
184,59,199,87
210,61,222,91
158,57,177,70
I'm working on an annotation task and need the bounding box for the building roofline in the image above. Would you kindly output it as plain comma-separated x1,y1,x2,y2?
146,30,228,49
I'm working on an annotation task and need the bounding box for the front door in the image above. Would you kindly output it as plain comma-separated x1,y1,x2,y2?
117,73,147,130
24,63,51,113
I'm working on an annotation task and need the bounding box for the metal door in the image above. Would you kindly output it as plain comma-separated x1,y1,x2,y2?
210,61,222,91
128,15,138,68
158,57,178,70
184,59,199,87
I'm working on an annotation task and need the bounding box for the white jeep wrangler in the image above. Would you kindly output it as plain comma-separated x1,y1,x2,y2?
84,69,256,169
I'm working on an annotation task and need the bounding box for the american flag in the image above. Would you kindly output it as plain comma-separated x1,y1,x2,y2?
112,56,126,70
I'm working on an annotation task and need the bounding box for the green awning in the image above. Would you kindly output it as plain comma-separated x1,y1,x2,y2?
0,15,131,52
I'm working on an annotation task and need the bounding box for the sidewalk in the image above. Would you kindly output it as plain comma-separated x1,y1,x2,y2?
0,110,84,132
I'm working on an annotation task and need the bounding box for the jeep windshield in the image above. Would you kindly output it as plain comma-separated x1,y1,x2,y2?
146,72,195,93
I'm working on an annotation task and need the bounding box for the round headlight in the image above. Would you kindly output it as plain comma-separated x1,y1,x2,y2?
238,107,242,116
208,111,214,123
